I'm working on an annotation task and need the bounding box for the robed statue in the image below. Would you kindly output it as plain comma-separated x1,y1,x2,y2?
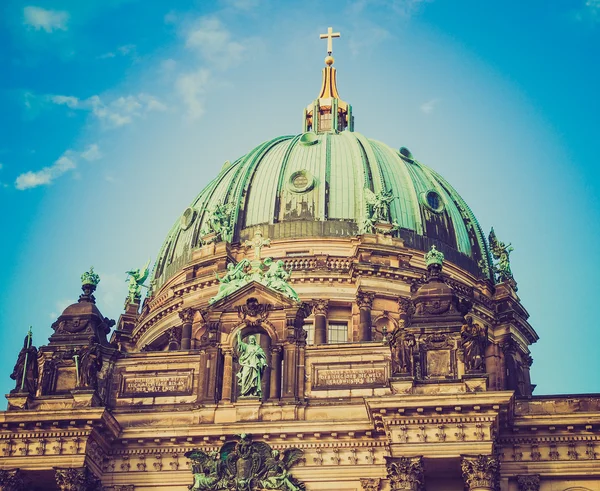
236,332,268,398
77,341,103,390
10,330,38,394
386,327,415,376
461,317,488,372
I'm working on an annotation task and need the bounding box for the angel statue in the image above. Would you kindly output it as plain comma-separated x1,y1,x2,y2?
364,188,396,232
184,449,222,491
260,449,306,491
263,258,300,302
125,258,151,305
489,228,514,282
209,259,251,304
201,200,234,243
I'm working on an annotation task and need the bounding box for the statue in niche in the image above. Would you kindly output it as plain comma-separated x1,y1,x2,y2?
77,339,102,390
386,327,415,376
236,331,268,398
10,330,38,394
460,317,488,372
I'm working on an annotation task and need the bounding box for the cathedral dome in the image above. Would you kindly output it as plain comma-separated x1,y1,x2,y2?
152,131,492,289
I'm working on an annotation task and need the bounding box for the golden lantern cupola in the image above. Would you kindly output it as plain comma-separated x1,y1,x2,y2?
303,27,354,134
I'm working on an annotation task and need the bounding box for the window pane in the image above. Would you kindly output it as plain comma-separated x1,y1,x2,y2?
303,323,314,346
328,322,348,343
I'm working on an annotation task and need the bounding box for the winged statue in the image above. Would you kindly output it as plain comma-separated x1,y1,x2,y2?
125,258,151,304
488,228,514,282
364,188,395,224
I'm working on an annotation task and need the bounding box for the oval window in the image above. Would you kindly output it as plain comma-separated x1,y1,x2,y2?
421,190,444,213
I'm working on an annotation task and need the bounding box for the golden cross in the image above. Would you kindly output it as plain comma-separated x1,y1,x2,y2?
320,26,341,55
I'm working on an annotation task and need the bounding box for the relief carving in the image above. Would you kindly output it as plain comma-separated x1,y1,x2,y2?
386,456,424,491
516,474,540,491
54,467,102,491
0,469,25,491
360,478,381,491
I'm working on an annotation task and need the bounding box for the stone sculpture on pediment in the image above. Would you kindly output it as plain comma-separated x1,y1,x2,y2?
238,297,273,327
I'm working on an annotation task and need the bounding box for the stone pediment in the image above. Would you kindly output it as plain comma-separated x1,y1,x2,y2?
208,280,301,312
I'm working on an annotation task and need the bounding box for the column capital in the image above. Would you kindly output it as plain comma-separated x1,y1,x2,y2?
312,299,329,316
360,478,381,491
54,467,102,491
385,456,424,491
178,307,196,324
517,475,540,491
397,296,415,316
0,469,25,491
356,291,374,309
461,455,500,490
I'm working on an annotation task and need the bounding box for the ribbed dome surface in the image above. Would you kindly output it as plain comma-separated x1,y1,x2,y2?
152,131,492,287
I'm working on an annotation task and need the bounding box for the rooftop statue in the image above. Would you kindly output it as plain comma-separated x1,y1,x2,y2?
236,331,268,398
81,266,101,287
263,258,301,302
10,327,37,395
489,228,514,283
210,230,300,304
185,434,305,491
125,258,151,305
460,317,488,372
424,245,444,267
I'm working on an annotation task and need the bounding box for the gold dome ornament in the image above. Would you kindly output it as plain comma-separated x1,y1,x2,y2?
325,55,334,66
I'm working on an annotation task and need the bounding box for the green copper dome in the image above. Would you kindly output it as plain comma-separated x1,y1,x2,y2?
152,131,493,288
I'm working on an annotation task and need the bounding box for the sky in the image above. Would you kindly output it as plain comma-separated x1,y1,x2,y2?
1,0,599,401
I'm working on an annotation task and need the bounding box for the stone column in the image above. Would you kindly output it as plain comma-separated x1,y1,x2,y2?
385,456,424,491
0,469,25,491
269,346,282,400
54,467,101,491
461,455,500,491
220,349,234,403
357,291,374,342
517,475,540,491
178,307,195,350
312,300,329,345
281,343,298,400
360,478,381,491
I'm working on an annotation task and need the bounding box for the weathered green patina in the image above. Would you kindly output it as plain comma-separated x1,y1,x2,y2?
81,267,100,287
151,131,493,290
236,331,268,398
125,259,150,305
185,434,305,491
425,245,445,267
489,227,514,283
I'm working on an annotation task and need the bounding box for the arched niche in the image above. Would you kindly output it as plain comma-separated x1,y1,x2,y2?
230,322,275,403
373,314,398,342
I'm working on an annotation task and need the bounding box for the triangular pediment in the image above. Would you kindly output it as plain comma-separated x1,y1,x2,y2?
208,280,300,312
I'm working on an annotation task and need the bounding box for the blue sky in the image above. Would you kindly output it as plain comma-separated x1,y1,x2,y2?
1,0,599,400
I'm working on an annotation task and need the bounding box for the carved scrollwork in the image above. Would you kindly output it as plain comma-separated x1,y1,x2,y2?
356,291,375,309
360,478,381,491
312,299,329,316
0,469,25,491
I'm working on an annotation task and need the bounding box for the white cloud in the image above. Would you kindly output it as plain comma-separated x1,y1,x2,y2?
99,44,137,60
420,98,440,114
81,143,102,161
15,154,76,190
48,92,167,128
23,6,69,33
49,298,73,320
176,68,211,120
185,17,245,67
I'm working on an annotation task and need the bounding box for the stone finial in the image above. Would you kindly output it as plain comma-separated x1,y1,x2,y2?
425,245,444,268
386,456,424,491
461,455,499,490
81,267,100,287
517,474,540,491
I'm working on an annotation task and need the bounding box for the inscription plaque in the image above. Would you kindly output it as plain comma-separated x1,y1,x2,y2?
312,363,387,389
120,370,194,397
